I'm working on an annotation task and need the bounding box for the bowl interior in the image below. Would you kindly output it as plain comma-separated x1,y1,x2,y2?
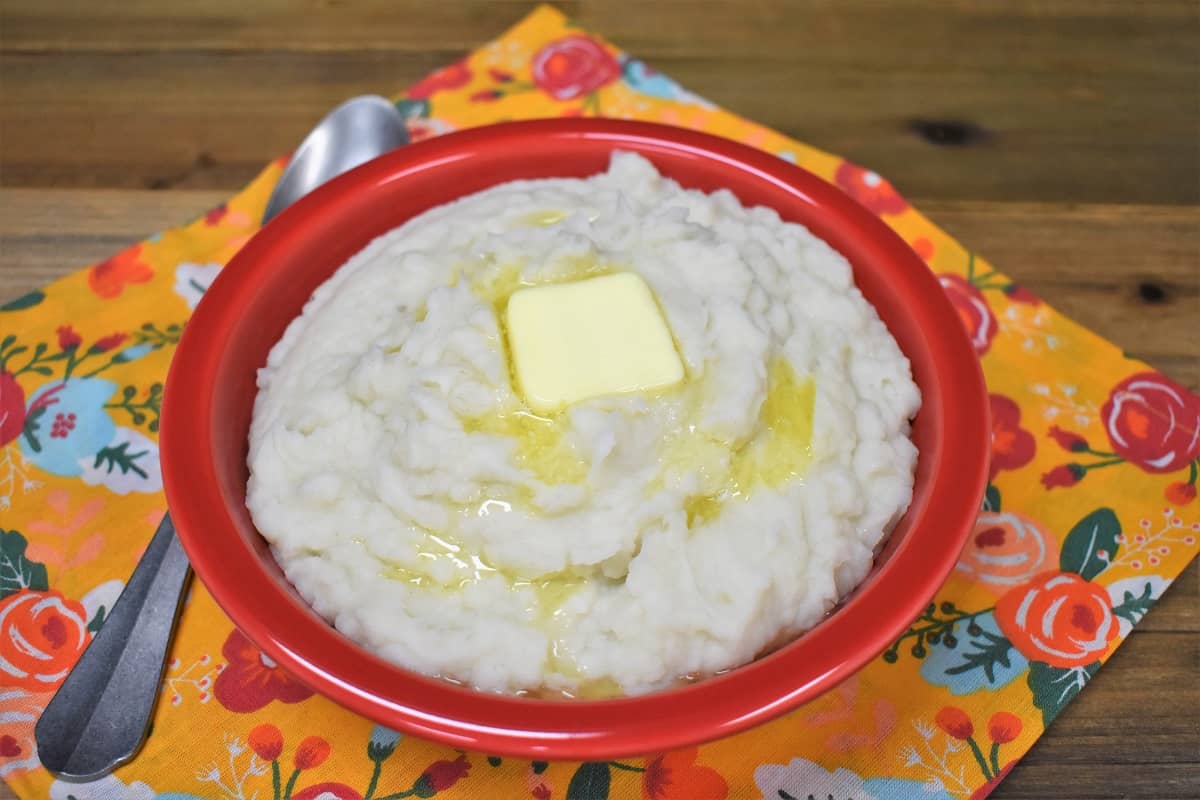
163,120,988,758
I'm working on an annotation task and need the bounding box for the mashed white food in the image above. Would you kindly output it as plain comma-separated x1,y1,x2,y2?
247,152,920,696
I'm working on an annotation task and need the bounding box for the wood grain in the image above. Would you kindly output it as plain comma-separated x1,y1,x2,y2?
2,0,1198,204
0,2,1196,798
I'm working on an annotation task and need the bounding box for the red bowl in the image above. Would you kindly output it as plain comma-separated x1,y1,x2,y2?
161,119,988,758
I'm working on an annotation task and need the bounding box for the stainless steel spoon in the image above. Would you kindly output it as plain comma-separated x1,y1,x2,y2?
35,94,408,781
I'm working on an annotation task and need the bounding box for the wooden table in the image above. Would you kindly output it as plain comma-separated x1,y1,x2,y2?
1,2,1196,798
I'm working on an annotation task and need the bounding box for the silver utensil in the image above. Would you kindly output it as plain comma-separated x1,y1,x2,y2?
35,94,408,781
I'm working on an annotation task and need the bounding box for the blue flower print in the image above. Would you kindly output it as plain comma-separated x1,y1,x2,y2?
621,58,714,107
919,611,1028,695
20,378,117,476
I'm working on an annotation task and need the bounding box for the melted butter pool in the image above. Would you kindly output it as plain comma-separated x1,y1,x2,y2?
683,359,815,525
464,409,588,486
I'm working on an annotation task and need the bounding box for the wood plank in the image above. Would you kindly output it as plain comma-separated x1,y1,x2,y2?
1,0,1197,204
919,200,1200,389
997,628,1200,799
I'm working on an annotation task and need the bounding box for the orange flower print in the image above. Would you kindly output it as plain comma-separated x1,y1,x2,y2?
995,571,1118,668
910,236,936,262
247,723,284,761
1165,481,1196,505
642,748,728,800
87,244,154,299
0,590,89,691
956,511,1053,594
934,706,974,740
293,735,331,770
930,706,1021,793
212,628,313,712
987,711,1022,744
834,162,909,216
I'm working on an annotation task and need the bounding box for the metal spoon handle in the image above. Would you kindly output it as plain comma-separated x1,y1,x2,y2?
35,514,191,780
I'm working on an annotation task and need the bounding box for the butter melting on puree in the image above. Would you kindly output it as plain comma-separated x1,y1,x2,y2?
373,213,816,695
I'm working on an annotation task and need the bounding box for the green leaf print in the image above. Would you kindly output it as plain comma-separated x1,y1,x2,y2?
944,629,1015,683
93,441,150,479
0,290,45,312
1027,660,1100,726
1112,582,1155,626
983,484,1001,512
1060,508,1120,580
87,605,107,633
0,529,50,599
395,98,430,121
566,762,611,800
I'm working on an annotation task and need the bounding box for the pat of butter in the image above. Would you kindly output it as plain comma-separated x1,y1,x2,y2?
505,273,684,412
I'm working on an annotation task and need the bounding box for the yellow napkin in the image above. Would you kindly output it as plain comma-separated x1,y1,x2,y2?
3,7,1196,799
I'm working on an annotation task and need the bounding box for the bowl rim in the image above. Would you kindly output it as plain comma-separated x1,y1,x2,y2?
161,118,989,758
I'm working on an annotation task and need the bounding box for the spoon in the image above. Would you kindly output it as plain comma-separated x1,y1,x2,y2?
35,95,408,781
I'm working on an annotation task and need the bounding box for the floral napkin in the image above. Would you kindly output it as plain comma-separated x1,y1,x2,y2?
2,6,1196,800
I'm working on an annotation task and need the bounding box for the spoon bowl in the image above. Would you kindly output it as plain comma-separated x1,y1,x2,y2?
263,95,409,224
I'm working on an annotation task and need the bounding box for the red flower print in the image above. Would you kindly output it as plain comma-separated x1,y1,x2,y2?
1166,481,1196,506
934,706,974,740
642,748,728,800
989,394,1036,480
531,35,620,101
940,274,998,355
406,60,472,100
488,67,515,83
987,711,1022,744
470,89,504,103
415,753,471,794
1047,425,1088,453
205,204,229,226
0,371,26,447
292,783,362,800
56,326,82,352
213,628,313,712
526,764,553,799
1041,464,1083,489
248,723,283,761
87,244,153,299
0,590,89,691
834,162,909,216
90,332,128,354
1101,372,1200,473
1003,284,1041,305
995,571,1118,667
294,735,331,770
956,511,1052,594
49,412,77,439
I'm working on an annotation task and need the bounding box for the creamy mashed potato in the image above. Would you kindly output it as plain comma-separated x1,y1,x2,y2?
247,153,920,696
